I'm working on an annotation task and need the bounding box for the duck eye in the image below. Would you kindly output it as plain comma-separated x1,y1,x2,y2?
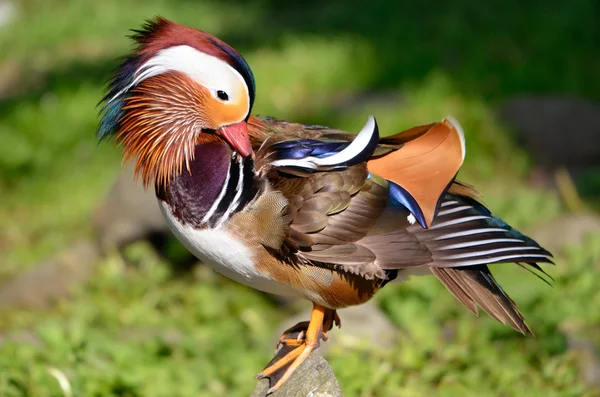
216,90,229,101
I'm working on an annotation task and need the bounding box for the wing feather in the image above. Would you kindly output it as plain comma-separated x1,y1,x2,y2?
368,117,466,228
250,115,551,334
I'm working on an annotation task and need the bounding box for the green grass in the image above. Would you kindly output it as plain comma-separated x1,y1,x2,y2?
2,234,599,397
0,0,598,396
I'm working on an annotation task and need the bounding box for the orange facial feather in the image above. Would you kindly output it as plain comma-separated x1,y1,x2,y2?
116,71,223,188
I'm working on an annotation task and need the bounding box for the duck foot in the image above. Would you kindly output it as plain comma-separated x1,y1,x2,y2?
256,304,340,394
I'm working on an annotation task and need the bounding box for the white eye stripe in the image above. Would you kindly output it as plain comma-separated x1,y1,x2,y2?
108,45,248,110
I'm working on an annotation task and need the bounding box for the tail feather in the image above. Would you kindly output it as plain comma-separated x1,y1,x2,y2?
516,262,554,286
431,266,532,334
410,193,553,334
447,180,482,203
412,196,553,269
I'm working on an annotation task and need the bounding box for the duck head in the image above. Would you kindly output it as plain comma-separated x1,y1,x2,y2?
98,17,256,188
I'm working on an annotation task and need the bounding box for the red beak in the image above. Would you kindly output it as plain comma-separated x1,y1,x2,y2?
218,121,252,157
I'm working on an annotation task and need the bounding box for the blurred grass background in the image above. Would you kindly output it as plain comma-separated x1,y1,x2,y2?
0,0,599,396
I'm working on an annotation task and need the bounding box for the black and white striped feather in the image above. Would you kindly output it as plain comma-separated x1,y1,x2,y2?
417,198,554,269
411,194,553,334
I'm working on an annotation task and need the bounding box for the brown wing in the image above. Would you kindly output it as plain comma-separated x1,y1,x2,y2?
251,115,551,334
250,115,465,228
267,163,405,280
248,115,358,145
248,116,477,281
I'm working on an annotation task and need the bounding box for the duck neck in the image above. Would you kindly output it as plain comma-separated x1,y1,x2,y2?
156,141,261,228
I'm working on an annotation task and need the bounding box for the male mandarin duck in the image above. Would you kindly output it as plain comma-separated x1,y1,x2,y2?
98,17,553,394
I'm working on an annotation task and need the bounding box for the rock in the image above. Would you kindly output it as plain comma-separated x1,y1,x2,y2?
0,240,98,310
274,301,396,357
251,353,343,397
0,165,172,311
525,213,600,254
92,164,168,251
567,335,600,388
0,330,41,347
498,96,600,173
561,322,600,389
261,302,395,396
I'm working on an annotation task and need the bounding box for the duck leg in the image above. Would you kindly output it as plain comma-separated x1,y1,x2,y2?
277,308,341,346
257,303,339,394
322,309,341,340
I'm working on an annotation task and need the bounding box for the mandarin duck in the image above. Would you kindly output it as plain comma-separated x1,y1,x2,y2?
98,17,553,394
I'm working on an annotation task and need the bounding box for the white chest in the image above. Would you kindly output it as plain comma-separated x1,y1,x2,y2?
159,201,298,297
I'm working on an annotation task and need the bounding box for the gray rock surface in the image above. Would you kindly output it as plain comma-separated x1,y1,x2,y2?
0,240,98,309
567,334,600,388
498,96,600,172
251,353,343,397
92,164,168,250
0,164,169,310
258,302,396,396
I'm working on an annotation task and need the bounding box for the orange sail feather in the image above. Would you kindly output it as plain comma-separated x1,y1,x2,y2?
367,117,466,228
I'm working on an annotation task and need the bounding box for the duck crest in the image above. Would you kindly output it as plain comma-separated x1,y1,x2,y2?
98,16,257,190
157,141,262,228
98,17,256,143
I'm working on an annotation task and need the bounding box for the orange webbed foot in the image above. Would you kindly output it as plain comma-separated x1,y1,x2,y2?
256,304,339,394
